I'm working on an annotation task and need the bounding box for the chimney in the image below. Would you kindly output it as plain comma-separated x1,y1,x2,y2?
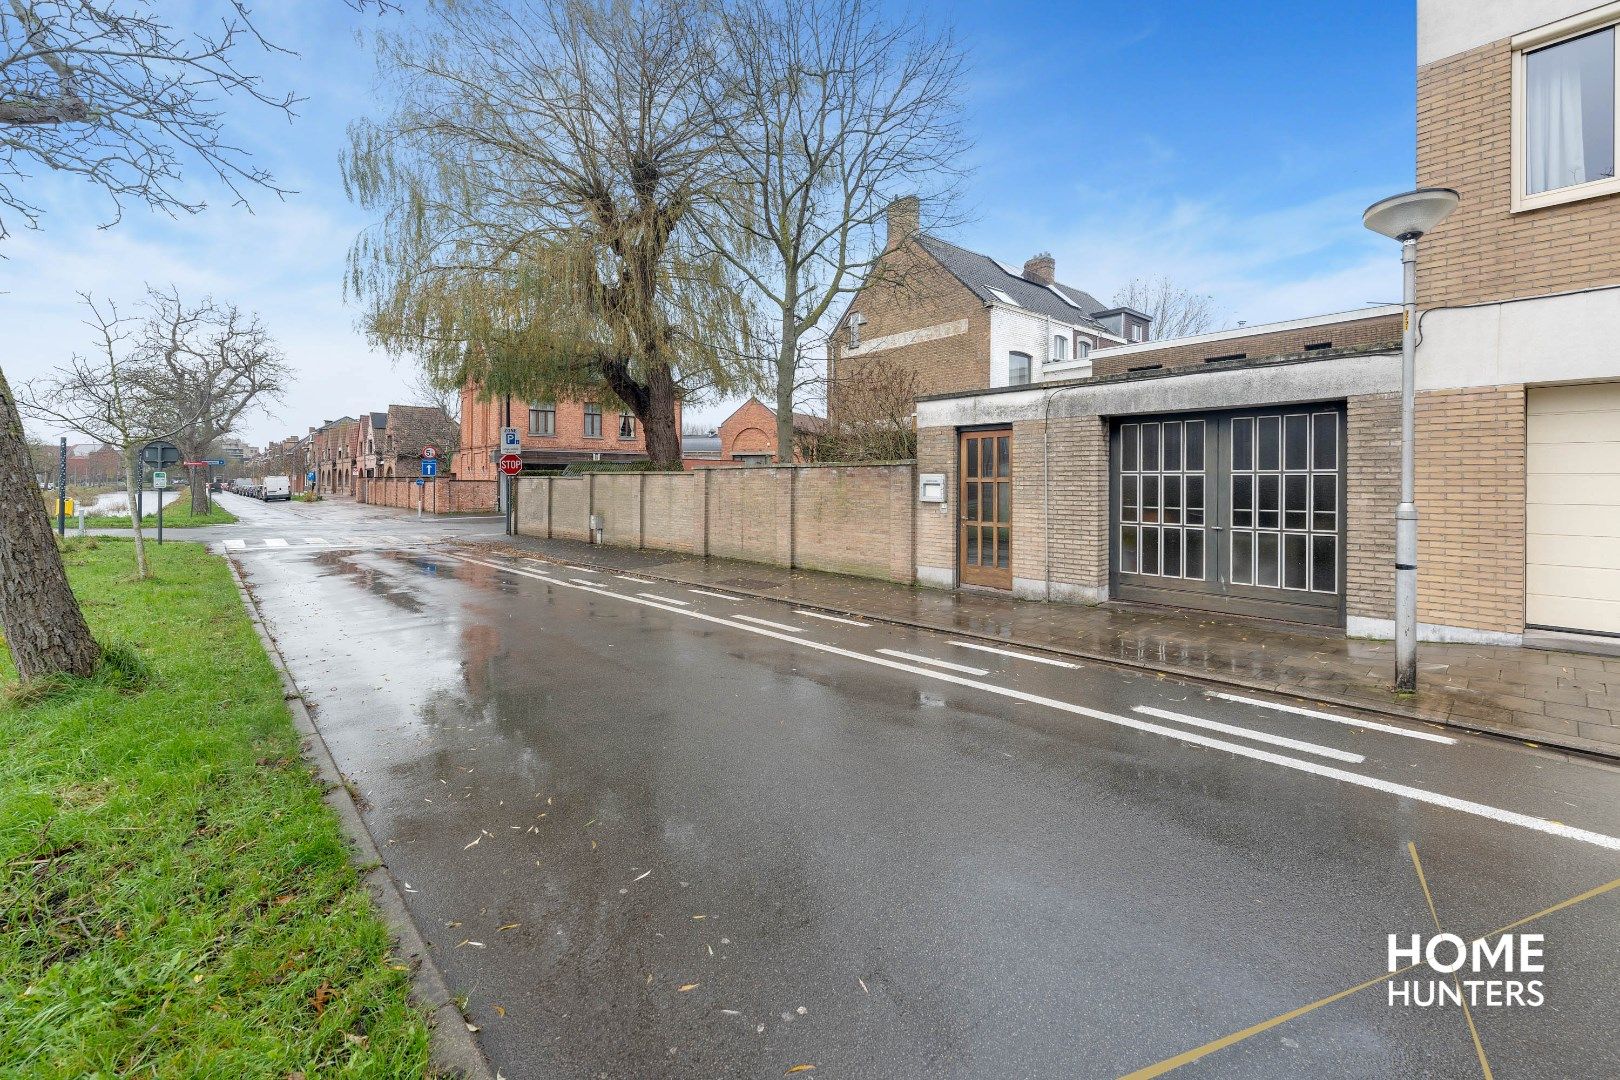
1023,252,1055,285
885,195,920,251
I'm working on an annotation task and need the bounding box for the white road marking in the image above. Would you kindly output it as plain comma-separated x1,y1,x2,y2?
876,649,989,676
796,610,872,627
1134,706,1366,764
618,575,655,583
638,592,690,606
1207,691,1458,745
442,554,1620,852
569,578,604,588
562,565,598,574
375,535,403,544
263,538,289,548
224,539,246,550
950,641,1080,669
304,537,328,545
733,614,805,633
340,536,367,545
688,589,739,601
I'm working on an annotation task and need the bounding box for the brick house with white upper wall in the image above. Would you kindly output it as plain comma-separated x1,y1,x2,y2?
907,0,1620,662
827,197,1142,414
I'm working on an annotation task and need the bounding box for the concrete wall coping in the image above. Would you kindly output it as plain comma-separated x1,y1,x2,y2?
917,350,1401,428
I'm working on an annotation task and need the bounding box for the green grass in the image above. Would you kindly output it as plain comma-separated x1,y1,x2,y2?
81,497,238,530
0,539,431,1077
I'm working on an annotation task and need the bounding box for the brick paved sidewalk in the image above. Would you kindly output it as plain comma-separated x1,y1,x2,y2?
462,534,1620,760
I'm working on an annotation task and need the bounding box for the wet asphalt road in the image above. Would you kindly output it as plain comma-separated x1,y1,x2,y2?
224,505,1620,1080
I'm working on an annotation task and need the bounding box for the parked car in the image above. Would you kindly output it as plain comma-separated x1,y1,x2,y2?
259,475,291,502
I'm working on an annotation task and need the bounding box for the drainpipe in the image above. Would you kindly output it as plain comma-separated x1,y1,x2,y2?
1042,382,1092,602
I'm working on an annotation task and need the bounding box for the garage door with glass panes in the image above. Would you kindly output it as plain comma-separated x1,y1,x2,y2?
1111,407,1345,625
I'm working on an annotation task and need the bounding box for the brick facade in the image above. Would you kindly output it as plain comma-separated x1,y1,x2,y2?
356,477,498,513
1414,385,1527,633
1089,314,1403,378
455,386,675,480
1417,36,1620,308
828,240,992,410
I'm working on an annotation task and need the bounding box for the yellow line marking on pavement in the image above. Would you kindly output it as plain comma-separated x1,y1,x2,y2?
1120,872,1620,1078
1409,843,1493,1080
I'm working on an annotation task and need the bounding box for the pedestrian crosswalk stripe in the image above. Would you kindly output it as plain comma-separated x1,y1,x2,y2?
263,538,289,548
224,538,245,550
304,537,327,545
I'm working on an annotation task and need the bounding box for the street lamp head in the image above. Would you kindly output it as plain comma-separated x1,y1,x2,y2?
1362,187,1460,242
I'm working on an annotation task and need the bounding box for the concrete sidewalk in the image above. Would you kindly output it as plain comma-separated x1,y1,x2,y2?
463,533,1620,760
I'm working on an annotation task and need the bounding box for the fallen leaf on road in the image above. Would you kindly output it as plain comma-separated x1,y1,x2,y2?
456,940,486,949
465,1022,480,1032
463,837,480,850
494,1004,507,1017
678,983,700,992
692,914,706,920
498,923,520,932
634,870,652,882
785,1066,815,1074
858,978,868,994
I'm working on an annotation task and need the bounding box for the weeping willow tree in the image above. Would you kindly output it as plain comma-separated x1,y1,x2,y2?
343,0,755,467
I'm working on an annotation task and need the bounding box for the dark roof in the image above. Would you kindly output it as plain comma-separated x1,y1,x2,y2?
370,411,388,429
682,434,722,456
915,235,1111,331
385,404,459,459
790,411,827,435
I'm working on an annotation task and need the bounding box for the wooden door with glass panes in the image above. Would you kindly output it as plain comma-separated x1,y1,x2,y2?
959,428,1013,589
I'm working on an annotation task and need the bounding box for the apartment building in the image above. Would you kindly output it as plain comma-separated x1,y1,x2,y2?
1413,0,1620,644
909,0,1620,650
827,197,1139,410
454,384,679,480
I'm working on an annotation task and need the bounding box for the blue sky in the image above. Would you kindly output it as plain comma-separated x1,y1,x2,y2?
4,1,1416,445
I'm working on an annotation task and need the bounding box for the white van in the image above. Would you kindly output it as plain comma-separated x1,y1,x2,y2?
260,475,292,502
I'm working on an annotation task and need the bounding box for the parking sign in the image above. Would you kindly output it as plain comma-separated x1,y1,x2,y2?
501,426,521,451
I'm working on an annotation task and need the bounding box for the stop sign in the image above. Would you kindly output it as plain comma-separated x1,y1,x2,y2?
498,453,523,476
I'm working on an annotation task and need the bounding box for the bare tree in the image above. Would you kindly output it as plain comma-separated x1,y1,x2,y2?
1112,276,1225,340
0,0,383,681
21,294,180,578
344,0,755,469
816,359,918,462
699,0,967,462
405,367,460,424
135,287,289,512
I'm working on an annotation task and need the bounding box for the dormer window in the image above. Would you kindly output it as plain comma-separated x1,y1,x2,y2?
1514,17,1620,210
1129,322,1146,342
1052,334,1068,362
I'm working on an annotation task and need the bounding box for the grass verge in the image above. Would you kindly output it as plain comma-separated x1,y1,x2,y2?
0,538,430,1076
82,497,238,529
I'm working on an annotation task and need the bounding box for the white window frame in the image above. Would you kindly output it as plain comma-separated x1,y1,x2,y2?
1052,333,1068,361
1511,2,1620,213
1008,351,1032,386
1077,339,1092,359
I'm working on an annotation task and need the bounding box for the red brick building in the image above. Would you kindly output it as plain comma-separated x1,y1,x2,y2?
454,385,681,479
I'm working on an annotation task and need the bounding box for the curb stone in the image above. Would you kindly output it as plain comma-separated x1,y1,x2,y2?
458,538,1620,767
227,558,499,1080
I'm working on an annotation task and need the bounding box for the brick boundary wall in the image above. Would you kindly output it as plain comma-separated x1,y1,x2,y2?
356,477,498,513
514,464,916,584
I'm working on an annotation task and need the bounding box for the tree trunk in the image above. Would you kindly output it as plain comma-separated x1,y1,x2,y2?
0,365,101,681
641,364,682,469
124,452,149,579
775,308,798,465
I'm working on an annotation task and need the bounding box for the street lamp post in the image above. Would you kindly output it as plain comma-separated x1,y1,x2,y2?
1362,187,1460,692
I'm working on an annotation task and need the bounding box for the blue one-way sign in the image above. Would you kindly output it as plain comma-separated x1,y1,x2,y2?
422,459,439,477
204,458,227,466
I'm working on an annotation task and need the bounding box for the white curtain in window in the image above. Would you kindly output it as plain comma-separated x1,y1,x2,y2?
1527,52,1587,193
